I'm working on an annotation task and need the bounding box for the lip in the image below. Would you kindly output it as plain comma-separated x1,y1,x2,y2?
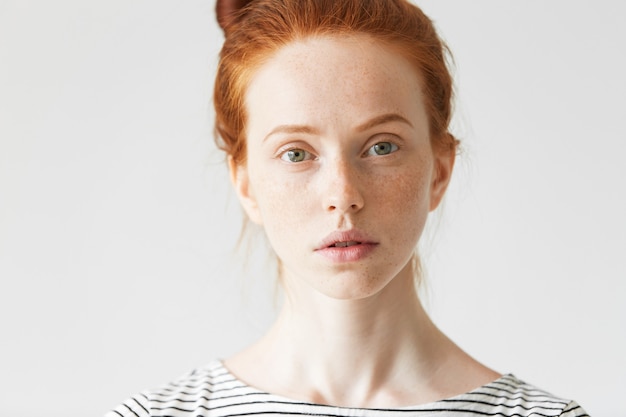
314,230,379,262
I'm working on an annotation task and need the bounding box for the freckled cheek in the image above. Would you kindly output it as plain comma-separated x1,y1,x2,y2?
371,171,431,241
254,178,313,241
374,169,429,209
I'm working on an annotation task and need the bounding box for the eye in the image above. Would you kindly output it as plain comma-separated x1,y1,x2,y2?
366,141,398,156
280,148,312,163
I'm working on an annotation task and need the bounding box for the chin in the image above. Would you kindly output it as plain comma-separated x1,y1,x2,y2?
280,256,416,302
310,269,404,301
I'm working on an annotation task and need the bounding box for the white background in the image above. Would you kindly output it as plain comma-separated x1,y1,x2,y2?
1,1,624,416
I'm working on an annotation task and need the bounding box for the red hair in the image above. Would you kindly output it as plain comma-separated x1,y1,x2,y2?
214,0,457,165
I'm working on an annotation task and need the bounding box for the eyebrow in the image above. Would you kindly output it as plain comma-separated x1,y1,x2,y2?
355,113,413,132
262,113,413,142
263,125,320,142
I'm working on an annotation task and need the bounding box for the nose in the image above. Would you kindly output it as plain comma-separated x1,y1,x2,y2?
322,158,364,213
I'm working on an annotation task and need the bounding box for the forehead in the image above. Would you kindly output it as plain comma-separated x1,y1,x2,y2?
244,35,427,134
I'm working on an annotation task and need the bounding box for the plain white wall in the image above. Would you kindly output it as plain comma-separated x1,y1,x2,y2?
0,1,624,416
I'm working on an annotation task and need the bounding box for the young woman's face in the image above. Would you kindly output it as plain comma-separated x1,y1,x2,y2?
233,35,453,300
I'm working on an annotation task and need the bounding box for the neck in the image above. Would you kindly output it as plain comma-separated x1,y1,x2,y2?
227,263,463,407
276,266,437,375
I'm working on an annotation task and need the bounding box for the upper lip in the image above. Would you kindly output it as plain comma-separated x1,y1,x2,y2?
315,229,378,251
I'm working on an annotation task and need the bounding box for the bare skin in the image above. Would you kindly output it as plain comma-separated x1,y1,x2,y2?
226,266,499,407
226,35,500,408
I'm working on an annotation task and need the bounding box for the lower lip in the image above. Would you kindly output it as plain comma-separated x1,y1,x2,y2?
315,243,378,263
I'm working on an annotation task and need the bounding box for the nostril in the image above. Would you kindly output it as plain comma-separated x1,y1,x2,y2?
324,189,364,212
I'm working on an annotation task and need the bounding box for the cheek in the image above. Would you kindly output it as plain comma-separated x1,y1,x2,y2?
251,175,309,244
373,163,433,239
380,156,431,202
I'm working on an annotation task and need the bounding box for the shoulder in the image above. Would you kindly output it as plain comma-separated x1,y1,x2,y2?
436,374,589,417
105,367,591,417
104,360,249,417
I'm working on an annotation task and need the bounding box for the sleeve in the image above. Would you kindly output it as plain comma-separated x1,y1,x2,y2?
104,392,151,417
560,400,591,417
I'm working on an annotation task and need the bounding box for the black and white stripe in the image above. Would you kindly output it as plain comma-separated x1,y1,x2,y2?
106,361,589,417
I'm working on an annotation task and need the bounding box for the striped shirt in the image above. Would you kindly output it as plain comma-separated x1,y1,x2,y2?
106,360,588,417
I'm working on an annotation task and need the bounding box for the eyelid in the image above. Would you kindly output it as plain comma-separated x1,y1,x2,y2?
276,142,317,163
362,135,402,157
275,140,313,156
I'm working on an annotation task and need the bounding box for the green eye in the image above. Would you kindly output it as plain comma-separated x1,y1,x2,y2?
281,148,310,163
367,141,398,156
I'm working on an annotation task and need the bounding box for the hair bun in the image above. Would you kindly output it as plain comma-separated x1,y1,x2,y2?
216,0,254,32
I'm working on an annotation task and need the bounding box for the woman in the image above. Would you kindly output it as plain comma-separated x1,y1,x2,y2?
108,0,588,415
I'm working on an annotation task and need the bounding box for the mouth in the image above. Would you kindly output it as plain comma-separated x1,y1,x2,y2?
315,232,377,262
329,241,362,248
316,229,376,251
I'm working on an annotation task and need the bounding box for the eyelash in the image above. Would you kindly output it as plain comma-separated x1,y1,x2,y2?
364,141,399,157
279,148,315,163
